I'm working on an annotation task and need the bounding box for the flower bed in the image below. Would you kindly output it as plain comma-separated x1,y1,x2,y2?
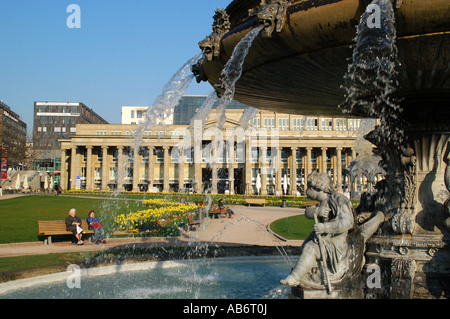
115,199,196,234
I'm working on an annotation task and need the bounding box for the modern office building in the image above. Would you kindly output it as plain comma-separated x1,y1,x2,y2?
33,102,108,181
0,100,27,172
121,95,249,126
59,97,372,195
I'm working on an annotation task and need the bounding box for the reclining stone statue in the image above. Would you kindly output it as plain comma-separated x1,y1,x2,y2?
281,172,384,293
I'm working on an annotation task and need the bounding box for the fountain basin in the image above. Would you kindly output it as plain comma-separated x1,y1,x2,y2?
199,0,450,118
0,256,293,299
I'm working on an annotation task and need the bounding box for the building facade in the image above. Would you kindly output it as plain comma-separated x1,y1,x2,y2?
33,102,108,181
121,106,152,125
0,100,27,172
60,105,373,195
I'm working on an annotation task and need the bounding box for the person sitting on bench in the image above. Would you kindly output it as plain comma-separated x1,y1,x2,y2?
86,210,106,244
218,198,235,218
65,208,83,245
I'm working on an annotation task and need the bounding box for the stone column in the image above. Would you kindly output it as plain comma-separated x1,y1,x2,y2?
211,141,218,194
351,148,358,193
305,147,312,186
245,137,252,195
60,148,68,191
336,146,343,192
275,147,282,194
86,146,93,191
117,146,124,191
228,142,235,194
291,147,298,195
321,147,328,174
163,146,170,193
178,147,185,192
148,146,154,189
101,146,108,191
194,142,202,193
261,146,268,195
133,147,140,191
70,146,77,190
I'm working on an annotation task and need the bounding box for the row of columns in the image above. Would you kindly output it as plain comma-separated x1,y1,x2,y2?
61,144,355,194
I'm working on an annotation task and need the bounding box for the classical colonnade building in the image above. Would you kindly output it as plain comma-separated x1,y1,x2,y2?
59,107,373,195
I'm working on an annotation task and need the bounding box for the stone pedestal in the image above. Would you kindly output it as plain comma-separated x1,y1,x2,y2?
365,234,449,299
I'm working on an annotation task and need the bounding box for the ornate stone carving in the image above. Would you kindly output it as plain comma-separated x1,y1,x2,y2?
198,8,231,62
392,147,417,234
390,258,416,299
255,0,291,37
191,58,208,83
281,172,384,293
444,151,450,231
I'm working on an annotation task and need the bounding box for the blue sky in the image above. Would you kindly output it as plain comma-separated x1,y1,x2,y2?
0,0,231,130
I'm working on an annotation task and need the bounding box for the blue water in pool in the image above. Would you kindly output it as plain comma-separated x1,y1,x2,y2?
1,257,293,299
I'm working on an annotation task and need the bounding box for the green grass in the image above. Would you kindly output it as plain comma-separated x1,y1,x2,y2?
0,195,146,244
0,253,86,273
270,215,315,240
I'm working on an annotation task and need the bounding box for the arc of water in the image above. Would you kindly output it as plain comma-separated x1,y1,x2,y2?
134,53,202,148
214,25,265,131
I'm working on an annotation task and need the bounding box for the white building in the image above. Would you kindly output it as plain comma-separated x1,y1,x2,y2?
121,106,174,125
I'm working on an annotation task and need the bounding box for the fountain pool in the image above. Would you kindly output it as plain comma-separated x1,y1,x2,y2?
0,256,294,299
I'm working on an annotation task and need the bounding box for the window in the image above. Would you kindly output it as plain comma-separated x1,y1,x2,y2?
251,148,259,163
236,142,245,163
130,110,135,118
98,149,103,163
137,110,143,119
109,167,116,180
296,149,302,164
171,147,179,163
112,150,118,163
321,118,332,130
156,149,164,163
142,149,149,163
95,167,101,180
281,148,288,163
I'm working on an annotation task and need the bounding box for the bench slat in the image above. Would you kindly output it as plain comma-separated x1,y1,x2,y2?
38,220,94,235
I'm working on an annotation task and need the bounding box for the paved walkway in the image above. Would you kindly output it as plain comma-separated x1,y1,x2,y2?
0,206,305,258
0,194,27,201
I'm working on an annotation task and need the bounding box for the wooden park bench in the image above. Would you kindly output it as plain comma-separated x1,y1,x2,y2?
38,220,94,245
187,214,201,230
245,198,266,207
210,205,229,218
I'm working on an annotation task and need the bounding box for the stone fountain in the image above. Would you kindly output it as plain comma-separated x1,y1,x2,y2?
193,0,450,298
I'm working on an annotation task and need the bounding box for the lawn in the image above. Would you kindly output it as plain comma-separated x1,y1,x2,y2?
0,253,85,274
269,215,315,240
0,195,146,244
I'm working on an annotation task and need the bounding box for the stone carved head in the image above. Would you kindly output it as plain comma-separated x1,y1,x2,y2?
256,0,290,37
